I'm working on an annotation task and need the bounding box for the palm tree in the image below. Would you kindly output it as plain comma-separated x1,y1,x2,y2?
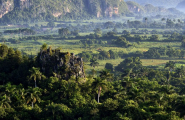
29,67,42,88
164,61,175,82
14,87,27,106
41,43,48,51
0,94,11,109
174,96,185,117
99,69,113,81
45,102,71,120
46,103,63,120
91,77,107,103
4,83,16,100
175,66,185,78
26,87,41,108
128,83,142,101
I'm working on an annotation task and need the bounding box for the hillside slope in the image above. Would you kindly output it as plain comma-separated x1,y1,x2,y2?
0,0,129,24
176,0,185,12
126,1,184,16
125,0,183,8
0,0,183,24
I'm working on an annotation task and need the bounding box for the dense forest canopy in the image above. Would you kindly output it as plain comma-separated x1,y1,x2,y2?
0,43,185,119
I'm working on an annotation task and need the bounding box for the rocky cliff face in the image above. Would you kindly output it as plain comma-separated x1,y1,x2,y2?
0,0,129,19
0,0,182,23
0,0,14,18
126,1,145,14
18,0,30,9
38,47,85,80
86,0,128,18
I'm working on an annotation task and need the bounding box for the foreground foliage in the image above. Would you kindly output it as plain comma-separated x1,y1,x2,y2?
0,44,185,120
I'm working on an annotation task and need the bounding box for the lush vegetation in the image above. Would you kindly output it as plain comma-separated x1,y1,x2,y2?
0,6,185,119
0,0,129,24
1,44,185,119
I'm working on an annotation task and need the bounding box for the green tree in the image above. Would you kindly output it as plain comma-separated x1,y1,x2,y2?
112,27,118,33
47,21,55,27
90,58,99,68
94,28,102,35
92,77,107,103
99,69,113,81
144,48,160,59
0,94,11,109
0,44,8,58
165,61,175,82
165,61,175,73
113,37,130,47
115,57,142,73
181,39,185,47
58,28,70,37
40,43,48,51
26,87,41,108
29,67,42,88
175,66,185,78
105,63,114,72
45,103,72,120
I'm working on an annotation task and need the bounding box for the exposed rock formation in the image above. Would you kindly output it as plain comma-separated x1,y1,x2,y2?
0,0,129,19
38,47,85,80
0,0,183,23
0,0,14,18
126,1,145,14
19,0,30,9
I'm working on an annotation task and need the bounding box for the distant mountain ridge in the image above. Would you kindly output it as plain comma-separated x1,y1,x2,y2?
125,0,184,8
126,1,184,16
0,0,129,24
0,0,183,24
176,0,185,12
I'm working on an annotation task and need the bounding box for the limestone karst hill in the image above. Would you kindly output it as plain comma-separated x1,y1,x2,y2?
0,0,183,24
37,46,85,80
0,0,129,23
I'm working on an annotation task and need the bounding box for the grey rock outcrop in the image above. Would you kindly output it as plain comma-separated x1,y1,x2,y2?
38,47,85,80
0,0,14,18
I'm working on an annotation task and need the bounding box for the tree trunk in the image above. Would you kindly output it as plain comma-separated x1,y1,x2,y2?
52,111,55,120
97,87,102,103
167,70,170,82
35,80,37,88
98,93,99,103
32,102,34,108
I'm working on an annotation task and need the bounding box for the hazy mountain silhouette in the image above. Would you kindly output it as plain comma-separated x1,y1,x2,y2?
125,0,183,8
176,0,185,12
